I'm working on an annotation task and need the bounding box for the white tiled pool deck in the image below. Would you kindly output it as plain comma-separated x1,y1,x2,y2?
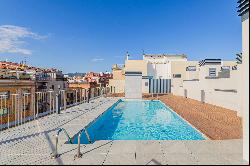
0,97,247,165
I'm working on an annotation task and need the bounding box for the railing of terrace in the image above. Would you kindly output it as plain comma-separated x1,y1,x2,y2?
0,87,111,131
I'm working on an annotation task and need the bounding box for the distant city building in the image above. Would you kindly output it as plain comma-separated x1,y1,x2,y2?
0,60,68,94
66,72,86,77
35,69,67,93
68,71,112,90
0,79,36,122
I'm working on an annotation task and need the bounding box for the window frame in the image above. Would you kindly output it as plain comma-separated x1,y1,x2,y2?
173,74,182,78
209,68,217,77
186,66,197,71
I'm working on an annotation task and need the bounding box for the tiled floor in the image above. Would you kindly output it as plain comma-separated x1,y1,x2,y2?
0,97,117,165
68,140,246,165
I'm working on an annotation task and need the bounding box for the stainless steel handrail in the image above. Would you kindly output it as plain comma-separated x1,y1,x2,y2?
51,128,73,159
75,127,91,159
83,127,91,144
60,128,73,144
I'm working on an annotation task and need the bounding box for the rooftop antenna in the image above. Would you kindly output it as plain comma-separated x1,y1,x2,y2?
24,56,27,65
126,51,129,61
142,49,145,59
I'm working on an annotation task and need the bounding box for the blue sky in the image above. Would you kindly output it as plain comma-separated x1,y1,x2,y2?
0,0,242,73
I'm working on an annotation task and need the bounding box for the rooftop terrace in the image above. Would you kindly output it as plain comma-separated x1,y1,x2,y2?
0,96,246,165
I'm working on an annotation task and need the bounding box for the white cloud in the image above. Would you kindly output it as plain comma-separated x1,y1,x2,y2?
0,25,46,55
91,58,104,62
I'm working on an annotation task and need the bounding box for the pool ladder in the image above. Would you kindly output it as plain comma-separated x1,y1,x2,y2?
51,127,91,159
75,127,92,158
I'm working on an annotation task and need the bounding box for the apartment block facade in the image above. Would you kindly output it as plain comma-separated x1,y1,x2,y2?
109,54,240,112
0,79,36,125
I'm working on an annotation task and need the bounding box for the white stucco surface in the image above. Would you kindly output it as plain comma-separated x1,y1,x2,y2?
125,75,142,99
242,16,249,162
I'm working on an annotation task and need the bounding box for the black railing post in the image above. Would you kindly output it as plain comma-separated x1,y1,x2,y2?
56,93,61,114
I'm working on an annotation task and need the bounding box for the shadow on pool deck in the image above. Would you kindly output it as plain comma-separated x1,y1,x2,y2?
0,128,57,145
146,159,163,165
0,108,90,145
60,141,114,156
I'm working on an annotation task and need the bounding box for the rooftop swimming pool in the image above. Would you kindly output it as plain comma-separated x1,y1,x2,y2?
72,99,205,144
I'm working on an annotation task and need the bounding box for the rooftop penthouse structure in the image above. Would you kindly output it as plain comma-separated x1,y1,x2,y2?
143,54,187,62
68,71,113,90
109,53,239,109
110,53,236,82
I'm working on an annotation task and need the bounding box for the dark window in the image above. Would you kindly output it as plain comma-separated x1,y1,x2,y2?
0,91,10,99
209,68,216,77
221,66,230,71
0,108,8,116
186,66,196,71
173,74,181,78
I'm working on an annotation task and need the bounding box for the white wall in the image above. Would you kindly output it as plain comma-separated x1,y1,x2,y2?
145,55,187,79
171,79,184,96
242,16,249,162
203,69,242,114
147,63,171,79
174,68,242,116
109,78,149,94
147,64,157,78
186,70,199,80
142,79,149,93
182,80,202,101
125,75,142,99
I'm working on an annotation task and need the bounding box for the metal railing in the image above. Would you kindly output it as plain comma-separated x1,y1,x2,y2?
151,93,159,100
0,87,111,131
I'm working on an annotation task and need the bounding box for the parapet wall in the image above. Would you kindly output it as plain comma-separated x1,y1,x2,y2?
172,68,243,116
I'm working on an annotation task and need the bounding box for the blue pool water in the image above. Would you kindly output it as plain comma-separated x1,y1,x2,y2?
72,100,205,144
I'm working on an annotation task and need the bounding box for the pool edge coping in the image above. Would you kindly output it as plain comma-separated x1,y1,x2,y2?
68,98,122,144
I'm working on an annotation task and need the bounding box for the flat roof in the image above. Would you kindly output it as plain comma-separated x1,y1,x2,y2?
0,79,35,86
143,54,187,58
